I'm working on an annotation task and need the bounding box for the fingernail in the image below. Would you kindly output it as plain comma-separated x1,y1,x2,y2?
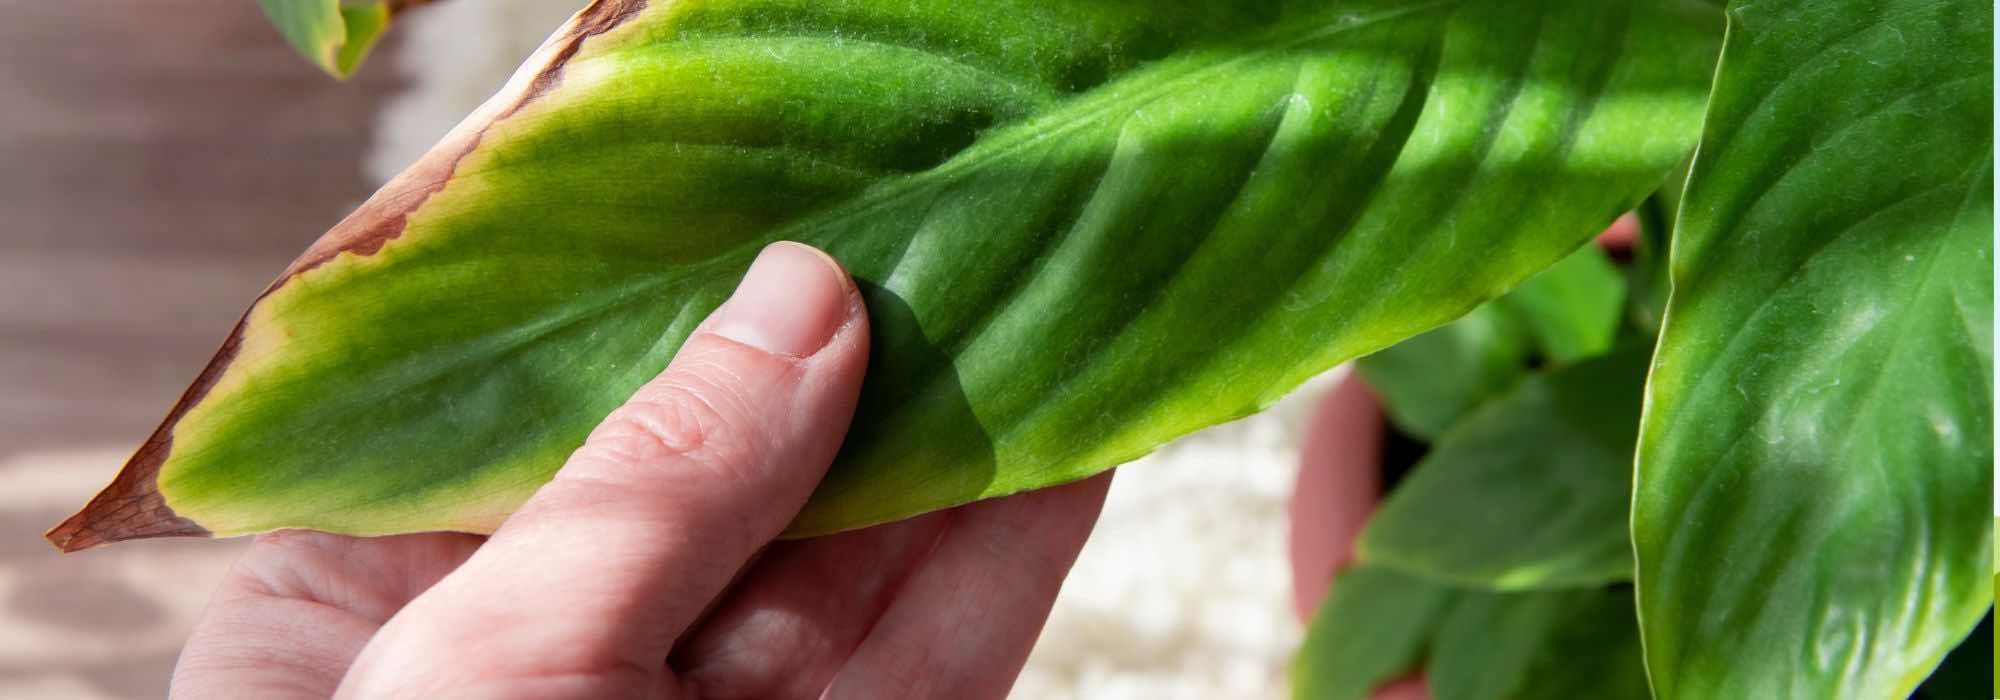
709,242,852,356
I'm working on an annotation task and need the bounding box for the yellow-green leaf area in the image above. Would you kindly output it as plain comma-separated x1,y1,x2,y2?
94,0,1722,545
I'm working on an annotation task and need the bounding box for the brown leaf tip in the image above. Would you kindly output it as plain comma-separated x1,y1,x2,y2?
46,440,209,553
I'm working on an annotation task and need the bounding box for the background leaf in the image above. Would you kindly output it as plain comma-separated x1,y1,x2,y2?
1294,565,1649,700
1356,303,1533,439
1359,345,1648,589
1429,586,1648,700
1494,245,1624,364
1492,588,1652,700
1292,565,1456,700
51,0,1720,549
1631,0,1994,697
257,0,402,78
1627,154,1692,333
1356,243,1625,439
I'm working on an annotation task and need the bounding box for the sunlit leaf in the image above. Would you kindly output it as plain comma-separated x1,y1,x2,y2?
1359,345,1648,589
50,0,1718,549
1632,0,1994,696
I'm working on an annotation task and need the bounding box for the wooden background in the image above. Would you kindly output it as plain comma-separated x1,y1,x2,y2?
1,2,402,695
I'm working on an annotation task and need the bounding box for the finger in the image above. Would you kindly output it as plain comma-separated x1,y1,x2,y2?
1287,371,1385,620
340,242,868,696
820,473,1111,700
171,531,483,699
672,512,951,699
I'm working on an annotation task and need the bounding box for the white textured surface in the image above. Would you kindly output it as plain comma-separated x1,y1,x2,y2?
1013,383,1326,700
368,5,1321,697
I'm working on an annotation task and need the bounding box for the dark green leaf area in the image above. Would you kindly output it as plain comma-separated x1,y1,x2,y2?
1360,346,1649,590
1294,565,1646,700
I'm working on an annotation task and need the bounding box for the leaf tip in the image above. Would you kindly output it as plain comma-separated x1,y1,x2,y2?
45,450,209,553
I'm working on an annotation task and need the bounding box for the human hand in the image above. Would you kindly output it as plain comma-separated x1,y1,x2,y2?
170,242,1111,699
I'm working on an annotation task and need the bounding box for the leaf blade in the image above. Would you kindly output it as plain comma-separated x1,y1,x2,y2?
1359,345,1648,590
53,0,1720,548
1294,565,1651,700
257,0,401,78
1632,1,1995,697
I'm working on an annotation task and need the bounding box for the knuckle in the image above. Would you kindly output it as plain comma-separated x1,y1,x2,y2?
573,368,772,483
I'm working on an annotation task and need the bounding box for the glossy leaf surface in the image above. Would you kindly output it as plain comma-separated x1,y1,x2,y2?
1632,0,1995,696
51,0,1718,549
1360,346,1647,589
257,0,405,78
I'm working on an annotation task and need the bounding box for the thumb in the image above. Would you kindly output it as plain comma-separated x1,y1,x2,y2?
339,242,869,697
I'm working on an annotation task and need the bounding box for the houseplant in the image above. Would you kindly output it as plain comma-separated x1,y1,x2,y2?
50,0,1991,696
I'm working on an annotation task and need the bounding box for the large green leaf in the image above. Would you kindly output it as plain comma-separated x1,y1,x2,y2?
1631,0,1994,697
48,0,1719,549
1294,564,1649,700
258,0,412,78
1359,345,1648,590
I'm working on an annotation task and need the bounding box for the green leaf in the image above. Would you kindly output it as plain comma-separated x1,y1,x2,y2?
1358,243,1627,439
1359,242,1626,438
1495,244,1624,364
1492,588,1652,700
49,0,1719,549
1292,566,1457,700
1294,565,1649,700
257,0,402,78
1430,586,1649,700
1631,1,1994,697
1356,303,1534,439
1359,345,1648,589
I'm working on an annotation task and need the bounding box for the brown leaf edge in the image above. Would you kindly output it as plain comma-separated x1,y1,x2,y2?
46,0,651,552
